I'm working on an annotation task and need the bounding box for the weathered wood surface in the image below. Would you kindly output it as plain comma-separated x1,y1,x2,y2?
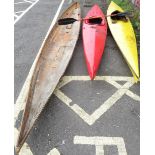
15,2,81,153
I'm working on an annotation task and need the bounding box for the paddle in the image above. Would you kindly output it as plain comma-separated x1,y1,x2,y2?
107,11,132,17
58,11,132,25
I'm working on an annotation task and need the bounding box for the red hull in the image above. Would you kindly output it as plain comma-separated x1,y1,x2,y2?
82,4,107,79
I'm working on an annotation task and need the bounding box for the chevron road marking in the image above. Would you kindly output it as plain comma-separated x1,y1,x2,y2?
54,76,140,125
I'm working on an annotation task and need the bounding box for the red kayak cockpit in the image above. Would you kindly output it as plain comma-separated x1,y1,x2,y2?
85,17,104,25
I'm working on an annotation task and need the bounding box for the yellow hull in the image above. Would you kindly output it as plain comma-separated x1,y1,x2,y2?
107,1,139,82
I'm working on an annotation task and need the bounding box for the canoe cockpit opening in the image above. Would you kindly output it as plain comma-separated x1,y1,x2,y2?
87,17,102,24
111,10,128,22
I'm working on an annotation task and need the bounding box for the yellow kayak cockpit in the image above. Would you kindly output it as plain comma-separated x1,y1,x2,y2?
110,10,128,22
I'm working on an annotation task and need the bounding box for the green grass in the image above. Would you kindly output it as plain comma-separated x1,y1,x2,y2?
94,0,140,48
106,0,140,47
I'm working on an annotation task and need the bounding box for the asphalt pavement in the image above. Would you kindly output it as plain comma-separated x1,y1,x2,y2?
14,0,140,155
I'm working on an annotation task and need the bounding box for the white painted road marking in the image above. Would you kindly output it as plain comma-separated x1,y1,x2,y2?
14,128,33,155
14,0,33,5
47,148,61,155
54,76,140,125
14,0,39,24
14,2,27,5
96,145,104,155
74,136,128,155
14,74,137,153
24,0,34,4
15,11,24,14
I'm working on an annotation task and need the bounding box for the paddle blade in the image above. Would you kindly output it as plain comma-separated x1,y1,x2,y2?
116,11,132,17
58,18,78,25
110,11,133,21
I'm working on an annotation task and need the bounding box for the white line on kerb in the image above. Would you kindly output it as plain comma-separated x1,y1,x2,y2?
14,0,39,24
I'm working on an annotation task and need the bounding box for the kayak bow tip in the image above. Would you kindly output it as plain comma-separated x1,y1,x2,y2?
15,146,20,154
89,71,96,80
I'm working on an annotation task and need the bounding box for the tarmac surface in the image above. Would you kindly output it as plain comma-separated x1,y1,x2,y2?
14,0,140,155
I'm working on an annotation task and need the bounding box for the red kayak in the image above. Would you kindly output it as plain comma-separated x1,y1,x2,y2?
82,4,107,79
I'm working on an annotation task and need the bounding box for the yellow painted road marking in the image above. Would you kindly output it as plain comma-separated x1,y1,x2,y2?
74,136,127,155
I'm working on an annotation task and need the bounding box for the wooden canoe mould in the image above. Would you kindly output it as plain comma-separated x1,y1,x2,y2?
15,2,81,153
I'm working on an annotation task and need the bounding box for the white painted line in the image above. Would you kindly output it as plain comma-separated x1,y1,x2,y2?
104,77,140,101
54,76,139,125
54,89,94,125
61,76,133,81
14,14,19,18
14,0,39,24
90,82,134,125
47,148,60,155
126,90,140,101
56,77,72,89
49,0,65,30
96,145,104,155
60,76,139,101
14,2,27,5
14,128,33,155
74,136,128,155
24,0,33,3
15,11,24,14
25,0,36,1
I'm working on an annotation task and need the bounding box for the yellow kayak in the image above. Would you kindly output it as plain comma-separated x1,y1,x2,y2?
107,1,139,82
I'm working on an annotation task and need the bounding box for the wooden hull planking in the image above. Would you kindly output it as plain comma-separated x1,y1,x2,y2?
15,2,81,153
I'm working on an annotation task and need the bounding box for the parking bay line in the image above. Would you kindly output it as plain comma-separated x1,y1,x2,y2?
47,148,60,155
74,136,128,155
55,79,136,125
57,76,140,102
54,76,139,125
14,0,39,24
